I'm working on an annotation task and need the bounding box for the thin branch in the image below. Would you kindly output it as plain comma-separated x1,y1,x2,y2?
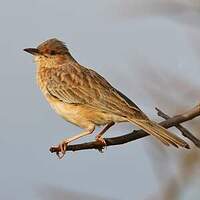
49,104,200,154
155,107,200,148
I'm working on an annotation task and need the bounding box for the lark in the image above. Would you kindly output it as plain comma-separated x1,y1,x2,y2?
24,38,189,158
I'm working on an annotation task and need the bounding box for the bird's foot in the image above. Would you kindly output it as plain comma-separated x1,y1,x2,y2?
96,136,107,153
96,136,107,146
56,139,69,159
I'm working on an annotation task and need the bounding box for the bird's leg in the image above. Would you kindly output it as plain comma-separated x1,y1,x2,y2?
57,124,95,159
95,122,115,146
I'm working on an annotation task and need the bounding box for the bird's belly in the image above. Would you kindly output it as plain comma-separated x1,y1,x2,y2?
47,98,125,128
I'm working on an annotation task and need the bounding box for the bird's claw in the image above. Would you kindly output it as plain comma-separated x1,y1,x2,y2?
96,136,107,146
96,136,107,153
56,140,69,159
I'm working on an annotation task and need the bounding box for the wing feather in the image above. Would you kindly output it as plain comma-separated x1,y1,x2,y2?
46,64,146,119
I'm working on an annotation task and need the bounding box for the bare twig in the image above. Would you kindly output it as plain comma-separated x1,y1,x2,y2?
156,107,200,148
50,104,200,154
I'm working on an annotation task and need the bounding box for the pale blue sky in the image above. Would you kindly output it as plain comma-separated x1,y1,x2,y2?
0,1,199,199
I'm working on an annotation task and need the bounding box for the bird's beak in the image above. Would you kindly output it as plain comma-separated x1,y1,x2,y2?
23,48,40,55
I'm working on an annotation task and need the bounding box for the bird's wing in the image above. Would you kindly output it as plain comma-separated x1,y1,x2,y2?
46,63,146,118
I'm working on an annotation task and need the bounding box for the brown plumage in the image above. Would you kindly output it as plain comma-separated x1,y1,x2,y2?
24,38,189,158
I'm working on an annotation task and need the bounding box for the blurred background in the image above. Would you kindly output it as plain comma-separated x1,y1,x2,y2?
0,0,200,199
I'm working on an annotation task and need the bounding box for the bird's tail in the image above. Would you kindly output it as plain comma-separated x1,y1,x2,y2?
127,118,190,149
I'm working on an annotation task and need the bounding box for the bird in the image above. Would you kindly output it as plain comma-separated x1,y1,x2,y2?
24,38,190,158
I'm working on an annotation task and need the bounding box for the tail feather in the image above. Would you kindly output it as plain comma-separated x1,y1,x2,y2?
128,118,190,149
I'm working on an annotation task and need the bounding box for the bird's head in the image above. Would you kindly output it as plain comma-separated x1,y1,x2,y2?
24,38,72,65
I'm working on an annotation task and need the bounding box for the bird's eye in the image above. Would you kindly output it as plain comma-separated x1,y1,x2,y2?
50,50,56,55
